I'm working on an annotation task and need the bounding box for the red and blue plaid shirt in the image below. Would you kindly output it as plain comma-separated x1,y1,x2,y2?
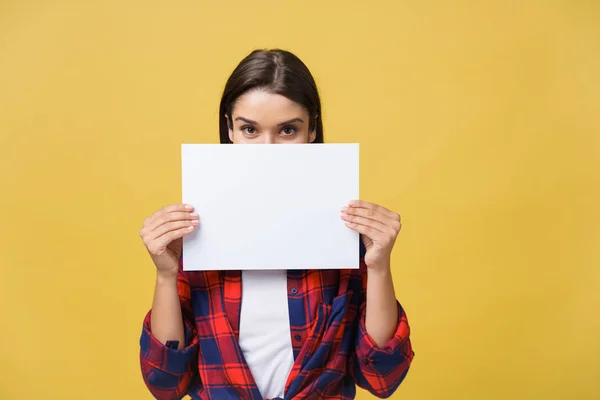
139,243,414,399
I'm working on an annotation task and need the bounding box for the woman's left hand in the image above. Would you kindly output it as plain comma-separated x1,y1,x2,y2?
341,200,402,271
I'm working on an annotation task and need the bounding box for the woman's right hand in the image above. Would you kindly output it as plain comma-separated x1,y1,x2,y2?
140,204,199,279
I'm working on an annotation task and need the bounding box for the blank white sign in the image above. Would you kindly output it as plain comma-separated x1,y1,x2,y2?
181,143,359,271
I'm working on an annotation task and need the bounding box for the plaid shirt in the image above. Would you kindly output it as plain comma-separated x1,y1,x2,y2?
139,242,414,399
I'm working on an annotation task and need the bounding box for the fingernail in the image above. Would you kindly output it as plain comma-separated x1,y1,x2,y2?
184,204,193,210
191,219,199,225
341,206,349,212
187,225,194,230
190,212,199,217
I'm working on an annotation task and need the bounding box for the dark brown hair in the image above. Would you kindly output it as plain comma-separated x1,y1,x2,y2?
219,49,324,144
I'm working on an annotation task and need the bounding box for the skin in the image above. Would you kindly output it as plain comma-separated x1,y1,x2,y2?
141,89,401,350
226,89,317,144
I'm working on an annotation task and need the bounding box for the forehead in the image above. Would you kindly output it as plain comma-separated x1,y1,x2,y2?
232,90,308,121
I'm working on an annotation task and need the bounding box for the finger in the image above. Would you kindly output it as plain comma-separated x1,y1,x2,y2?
151,226,196,252
344,219,385,239
341,211,388,235
147,219,199,240
342,206,402,232
348,200,400,222
141,211,198,240
148,211,198,230
342,205,389,224
144,204,195,227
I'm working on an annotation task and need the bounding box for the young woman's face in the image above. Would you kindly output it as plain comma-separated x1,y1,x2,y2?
228,89,316,144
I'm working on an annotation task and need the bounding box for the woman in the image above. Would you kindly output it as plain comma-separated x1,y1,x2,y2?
139,49,414,400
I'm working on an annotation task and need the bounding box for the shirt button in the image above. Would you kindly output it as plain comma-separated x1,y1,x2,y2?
294,334,302,342
290,287,298,295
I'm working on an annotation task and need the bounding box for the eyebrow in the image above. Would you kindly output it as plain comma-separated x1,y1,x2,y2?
234,116,305,125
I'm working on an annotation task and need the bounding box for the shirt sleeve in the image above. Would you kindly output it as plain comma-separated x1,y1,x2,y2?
139,258,200,400
350,240,415,398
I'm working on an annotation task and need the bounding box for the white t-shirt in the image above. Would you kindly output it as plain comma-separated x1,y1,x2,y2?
238,269,294,399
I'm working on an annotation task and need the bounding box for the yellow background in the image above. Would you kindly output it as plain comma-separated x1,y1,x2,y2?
1,1,598,399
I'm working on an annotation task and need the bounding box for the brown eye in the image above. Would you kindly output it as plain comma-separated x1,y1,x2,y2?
242,126,257,135
281,126,297,136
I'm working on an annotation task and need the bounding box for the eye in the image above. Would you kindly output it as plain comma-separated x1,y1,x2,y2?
242,126,257,135
280,126,297,136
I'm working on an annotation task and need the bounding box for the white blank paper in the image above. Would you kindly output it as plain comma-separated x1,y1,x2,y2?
181,143,359,271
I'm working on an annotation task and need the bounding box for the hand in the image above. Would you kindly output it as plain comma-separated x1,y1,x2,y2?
139,204,199,279
341,200,402,271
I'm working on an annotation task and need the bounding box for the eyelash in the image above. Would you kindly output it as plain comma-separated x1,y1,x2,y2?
240,126,298,136
241,126,256,135
281,126,297,135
